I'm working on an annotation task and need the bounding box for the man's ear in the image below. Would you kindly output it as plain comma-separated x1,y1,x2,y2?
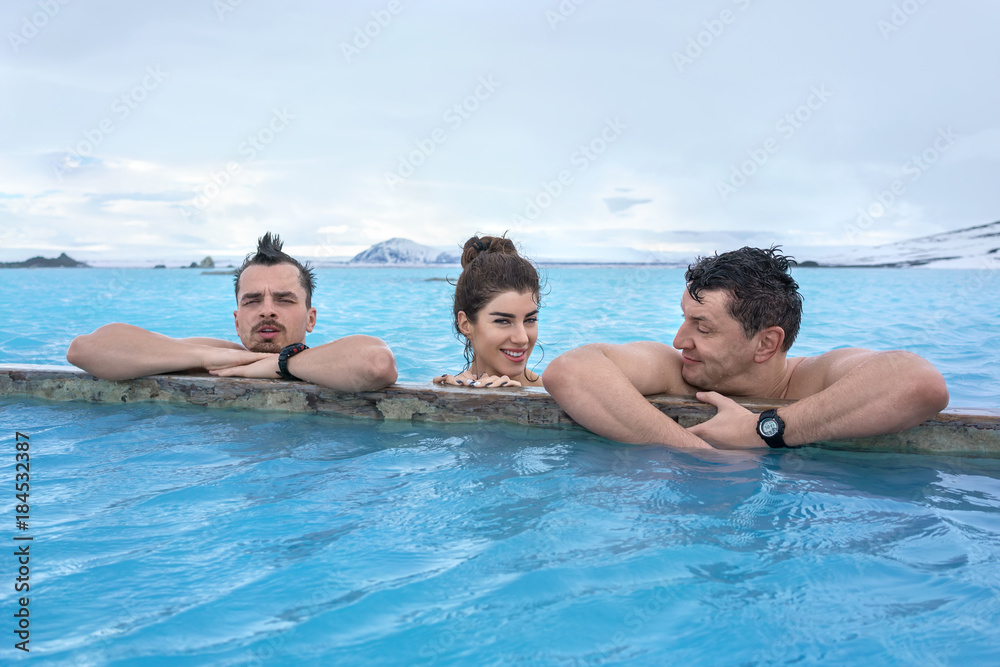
754,326,785,363
306,307,317,333
457,311,473,337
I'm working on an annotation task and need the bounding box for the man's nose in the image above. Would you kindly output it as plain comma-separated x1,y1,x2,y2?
673,322,691,350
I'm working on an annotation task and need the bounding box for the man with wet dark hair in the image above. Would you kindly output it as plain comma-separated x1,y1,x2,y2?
544,246,949,450
68,232,397,391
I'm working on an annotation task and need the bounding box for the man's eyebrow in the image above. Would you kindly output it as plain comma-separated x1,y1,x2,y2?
240,291,299,301
680,303,712,324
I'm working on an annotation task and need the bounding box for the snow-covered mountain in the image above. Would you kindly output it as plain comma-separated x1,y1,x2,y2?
817,220,1000,269
350,238,460,265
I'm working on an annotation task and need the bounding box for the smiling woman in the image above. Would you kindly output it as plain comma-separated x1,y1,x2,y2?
434,235,543,388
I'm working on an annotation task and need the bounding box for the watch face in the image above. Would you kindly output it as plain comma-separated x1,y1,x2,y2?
760,419,780,438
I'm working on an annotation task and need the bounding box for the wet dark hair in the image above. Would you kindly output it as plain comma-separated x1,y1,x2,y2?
453,234,542,371
685,245,802,351
234,232,317,308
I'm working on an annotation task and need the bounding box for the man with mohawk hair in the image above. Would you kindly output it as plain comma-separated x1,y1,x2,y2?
68,232,397,391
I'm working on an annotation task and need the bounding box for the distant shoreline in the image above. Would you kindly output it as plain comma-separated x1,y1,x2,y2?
1,262,992,270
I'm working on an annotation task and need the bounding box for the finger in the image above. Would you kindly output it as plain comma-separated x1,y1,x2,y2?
695,391,730,407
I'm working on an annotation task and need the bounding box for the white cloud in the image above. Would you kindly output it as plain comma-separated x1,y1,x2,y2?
1,0,998,263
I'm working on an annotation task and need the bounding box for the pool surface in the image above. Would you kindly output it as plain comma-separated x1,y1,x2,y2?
3,397,999,664
4,265,1000,663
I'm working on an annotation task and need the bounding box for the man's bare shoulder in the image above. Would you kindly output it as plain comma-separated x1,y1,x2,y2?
786,347,877,398
602,341,696,396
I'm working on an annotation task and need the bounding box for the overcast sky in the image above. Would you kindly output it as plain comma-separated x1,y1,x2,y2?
2,0,998,264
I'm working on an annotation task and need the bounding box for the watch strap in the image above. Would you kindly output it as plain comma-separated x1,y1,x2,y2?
277,343,309,380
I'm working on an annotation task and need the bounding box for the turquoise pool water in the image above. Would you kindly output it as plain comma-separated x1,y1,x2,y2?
2,266,998,407
2,397,999,664
2,266,999,663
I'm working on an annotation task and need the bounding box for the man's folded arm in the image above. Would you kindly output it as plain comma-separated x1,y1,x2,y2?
210,334,398,391
777,348,949,446
543,342,712,450
285,335,397,391
66,323,270,381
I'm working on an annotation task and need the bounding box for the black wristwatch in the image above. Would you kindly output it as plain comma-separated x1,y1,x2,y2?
277,343,309,380
756,409,788,448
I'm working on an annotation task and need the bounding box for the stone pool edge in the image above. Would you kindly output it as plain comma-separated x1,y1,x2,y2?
2,364,998,457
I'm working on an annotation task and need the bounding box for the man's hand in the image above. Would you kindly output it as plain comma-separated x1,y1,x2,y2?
687,391,764,449
208,354,280,378
433,371,522,387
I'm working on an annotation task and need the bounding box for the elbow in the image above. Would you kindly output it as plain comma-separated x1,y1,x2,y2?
542,356,569,395
897,352,950,422
542,347,592,397
361,342,397,390
66,335,88,369
66,333,112,378
917,372,950,418
66,324,134,381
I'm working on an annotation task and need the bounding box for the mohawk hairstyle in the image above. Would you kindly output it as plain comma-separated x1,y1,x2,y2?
234,232,317,307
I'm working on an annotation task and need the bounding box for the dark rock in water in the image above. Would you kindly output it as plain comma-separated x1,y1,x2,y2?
185,256,215,269
0,252,89,268
798,260,820,267
154,264,166,269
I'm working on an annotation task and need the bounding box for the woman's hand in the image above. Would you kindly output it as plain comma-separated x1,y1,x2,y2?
432,371,522,387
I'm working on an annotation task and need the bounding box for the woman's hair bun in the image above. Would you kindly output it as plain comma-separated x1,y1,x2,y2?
461,234,517,268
